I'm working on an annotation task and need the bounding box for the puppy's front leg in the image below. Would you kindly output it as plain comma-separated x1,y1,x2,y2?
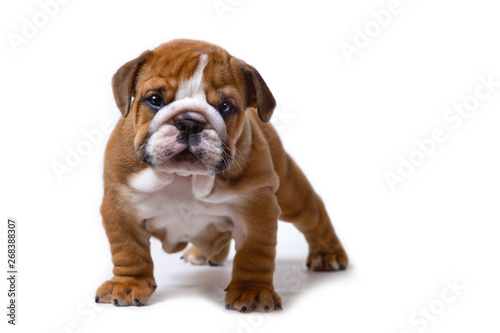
225,188,282,312
96,196,157,306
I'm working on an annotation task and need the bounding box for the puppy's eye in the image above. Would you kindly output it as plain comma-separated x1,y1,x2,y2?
146,94,163,109
219,101,235,114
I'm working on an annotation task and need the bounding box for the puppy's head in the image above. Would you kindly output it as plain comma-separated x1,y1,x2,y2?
112,39,275,175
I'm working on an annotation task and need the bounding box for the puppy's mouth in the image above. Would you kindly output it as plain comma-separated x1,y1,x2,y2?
173,147,200,162
140,122,230,175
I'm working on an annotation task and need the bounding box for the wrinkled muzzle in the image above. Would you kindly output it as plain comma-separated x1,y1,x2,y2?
143,97,230,175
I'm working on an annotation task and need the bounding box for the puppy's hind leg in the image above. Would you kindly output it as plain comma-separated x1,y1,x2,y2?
274,154,348,271
182,225,232,266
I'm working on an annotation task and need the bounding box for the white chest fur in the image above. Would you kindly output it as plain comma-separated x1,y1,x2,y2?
126,168,233,244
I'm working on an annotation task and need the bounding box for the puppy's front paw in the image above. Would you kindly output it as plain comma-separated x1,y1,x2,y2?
307,246,349,271
224,282,282,312
95,276,157,306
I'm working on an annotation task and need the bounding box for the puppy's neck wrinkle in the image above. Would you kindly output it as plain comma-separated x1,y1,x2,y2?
219,117,252,182
217,113,277,194
104,118,148,185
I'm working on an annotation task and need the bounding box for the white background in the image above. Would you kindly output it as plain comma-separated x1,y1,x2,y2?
1,0,499,332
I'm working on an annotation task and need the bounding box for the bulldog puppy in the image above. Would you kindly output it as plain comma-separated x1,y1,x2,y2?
95,39,348,312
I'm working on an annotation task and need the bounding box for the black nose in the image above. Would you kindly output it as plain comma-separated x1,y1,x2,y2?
175,119,204,135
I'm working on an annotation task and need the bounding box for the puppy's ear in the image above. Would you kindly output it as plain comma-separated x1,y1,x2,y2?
112,50,152,118
232,58,276,123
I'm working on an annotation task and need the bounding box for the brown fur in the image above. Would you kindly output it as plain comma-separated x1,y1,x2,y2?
96,39,348,312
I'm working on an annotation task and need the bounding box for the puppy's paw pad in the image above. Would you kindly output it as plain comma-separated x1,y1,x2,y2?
95,276,156,306
307,247,348,272
224,283,282,312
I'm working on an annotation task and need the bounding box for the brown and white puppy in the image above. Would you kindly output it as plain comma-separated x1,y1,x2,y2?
95,39,348,312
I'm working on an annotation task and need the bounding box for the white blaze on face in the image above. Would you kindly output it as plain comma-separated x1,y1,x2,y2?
175,53,208,100
146,53,228,173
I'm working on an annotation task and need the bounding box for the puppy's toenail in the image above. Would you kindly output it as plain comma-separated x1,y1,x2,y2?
225,304,230,309
95,296,99,303
113,299,118,306
239,306,247,313
264,305,269,312
276,302,283,310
